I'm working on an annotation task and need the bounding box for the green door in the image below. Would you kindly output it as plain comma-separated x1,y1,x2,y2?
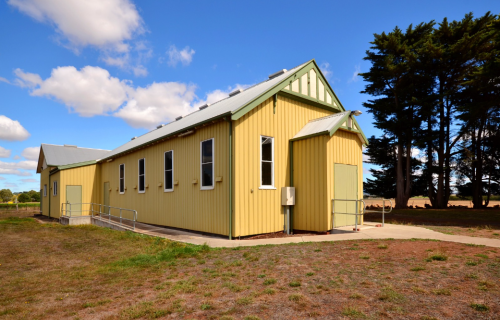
66,185,82,216
103,182,110,214
333,164,358,227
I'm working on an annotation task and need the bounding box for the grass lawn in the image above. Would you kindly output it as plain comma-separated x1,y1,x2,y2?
1,212,499,319
365,209,500,240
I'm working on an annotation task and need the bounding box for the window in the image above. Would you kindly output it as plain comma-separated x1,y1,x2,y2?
119,164,125,194
43,184,47,197
138,158,145,193
53,181,58,196
200,138,214,189
260,136,274,188
164,151,174,192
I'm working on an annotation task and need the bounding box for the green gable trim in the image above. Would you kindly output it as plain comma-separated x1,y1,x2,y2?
328,112,352,137
278,91,340,113
56,160,97,171
289,131,329,142
351,116,369,145
231,60,345,121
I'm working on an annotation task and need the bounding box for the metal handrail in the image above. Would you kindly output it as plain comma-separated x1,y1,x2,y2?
331,199,365,232
362,198,393,227
60,202,138,230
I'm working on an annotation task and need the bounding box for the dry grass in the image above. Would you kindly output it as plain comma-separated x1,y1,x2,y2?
0,213,499,319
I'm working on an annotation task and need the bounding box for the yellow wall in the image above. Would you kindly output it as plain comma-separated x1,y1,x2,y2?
326,129,364,228
59,164,100,218
100,120,230,236
232,95,333,237
293,135,329,231
49,171,61,218
40,167,50,216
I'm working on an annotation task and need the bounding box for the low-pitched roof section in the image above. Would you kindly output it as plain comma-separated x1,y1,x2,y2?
37,144,110,173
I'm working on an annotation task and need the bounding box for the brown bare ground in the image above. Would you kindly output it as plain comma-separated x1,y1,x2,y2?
1,212,499,319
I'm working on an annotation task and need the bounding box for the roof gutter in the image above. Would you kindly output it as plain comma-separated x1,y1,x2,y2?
99,112,232,162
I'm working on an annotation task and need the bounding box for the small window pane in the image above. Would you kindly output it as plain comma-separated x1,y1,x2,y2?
202,163,213,186
165,171,173,189
202,140,213,163
139,159,145,175
120,178,124,192
139,176,145,191
165,152,172,170
262,162,272,186
262,137,272,161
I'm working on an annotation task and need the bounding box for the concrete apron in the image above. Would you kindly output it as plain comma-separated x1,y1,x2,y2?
129,222,500,249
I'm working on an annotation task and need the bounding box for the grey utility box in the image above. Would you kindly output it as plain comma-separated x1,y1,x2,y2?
281,187,295,206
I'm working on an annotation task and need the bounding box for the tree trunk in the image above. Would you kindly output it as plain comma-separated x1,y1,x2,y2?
427,115,437,207
395,139,407,209
444,100,452,207
436,81,445,208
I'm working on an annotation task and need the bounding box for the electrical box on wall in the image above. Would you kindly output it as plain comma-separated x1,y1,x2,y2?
281,187,295,205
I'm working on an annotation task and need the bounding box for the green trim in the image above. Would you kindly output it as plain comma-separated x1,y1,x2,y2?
316,70,319,100
273,94,277,114
351,116,369,145
278,91,340,113
100,112,231,161
231,60,321,120
307,69,311,97
56,160,96,171
49,168,60,176
228,119,233,240
328,112,352,137
289,141,294,234
289,131,329,142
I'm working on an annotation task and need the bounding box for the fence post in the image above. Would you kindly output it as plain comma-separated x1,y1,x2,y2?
120,209,122,225
382,199,385,227
355,200,358,232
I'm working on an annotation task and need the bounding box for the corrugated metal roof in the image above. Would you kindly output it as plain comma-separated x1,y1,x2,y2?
103,61,310,160
293,111,351,140
41,144,110,166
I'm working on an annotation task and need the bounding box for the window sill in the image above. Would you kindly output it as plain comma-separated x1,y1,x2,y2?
259,186,276,190
200,186,215,191
164,189,174,193
138,191,145,194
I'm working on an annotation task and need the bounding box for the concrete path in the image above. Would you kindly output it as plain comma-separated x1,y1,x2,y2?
131,221,500,248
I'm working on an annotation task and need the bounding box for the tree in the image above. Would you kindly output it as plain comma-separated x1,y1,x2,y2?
17,193,30,203
0,189,13,202
28,190,40,202
360,22,434,208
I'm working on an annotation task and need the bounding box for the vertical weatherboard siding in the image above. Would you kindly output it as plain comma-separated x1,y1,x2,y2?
40,168,50,216
233,95,334,237
326,130,364,228
49,171,60,218
100,120,229,236
60,164,100,218
293,135,329,232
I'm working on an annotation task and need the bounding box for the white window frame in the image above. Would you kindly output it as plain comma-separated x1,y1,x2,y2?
119,164,125,194
138,158,146,193
164,150,174,192
53,180,57,196
200,138,215,190
43,184,47,197
259,135,275,189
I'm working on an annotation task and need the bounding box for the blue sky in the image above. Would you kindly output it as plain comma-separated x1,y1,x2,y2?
0,0,498,193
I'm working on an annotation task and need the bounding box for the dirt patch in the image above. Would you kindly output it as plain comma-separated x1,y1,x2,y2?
1,213,500,319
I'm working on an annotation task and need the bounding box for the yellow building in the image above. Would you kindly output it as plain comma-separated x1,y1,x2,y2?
37,59,368,238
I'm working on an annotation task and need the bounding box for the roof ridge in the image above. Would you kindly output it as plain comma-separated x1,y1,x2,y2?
308,111,349,123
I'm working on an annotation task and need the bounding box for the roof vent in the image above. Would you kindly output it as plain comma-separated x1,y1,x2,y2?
156,124,165,129
199,103,210,110
175,116,183,121
131,137,137,140
268,69,287,79
64,144,77,148
229,89,243,97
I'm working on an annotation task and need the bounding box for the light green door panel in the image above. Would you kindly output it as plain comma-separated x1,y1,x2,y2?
103,182,110,215
333,164,358,227
66,185,82,216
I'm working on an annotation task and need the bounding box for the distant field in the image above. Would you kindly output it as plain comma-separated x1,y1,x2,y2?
0,203,40,211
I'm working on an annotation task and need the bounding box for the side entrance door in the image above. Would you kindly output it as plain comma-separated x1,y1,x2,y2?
333,164,358,227
66,185,82,216
103,182,110,214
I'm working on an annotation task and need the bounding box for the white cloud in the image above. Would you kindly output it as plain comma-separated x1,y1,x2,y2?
16,66,130,117
0,147,11,158
167,45,195,67
20,178,38,183
13,155,21,160
8,0,143,52
133,65,148,77
0,176,5,180
5,182,18,188
348,64,361,83
21,147,40,161
0,115,30,141
0,77,10,84
15,66,254,129
319,62,332,79
115,82,198,128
